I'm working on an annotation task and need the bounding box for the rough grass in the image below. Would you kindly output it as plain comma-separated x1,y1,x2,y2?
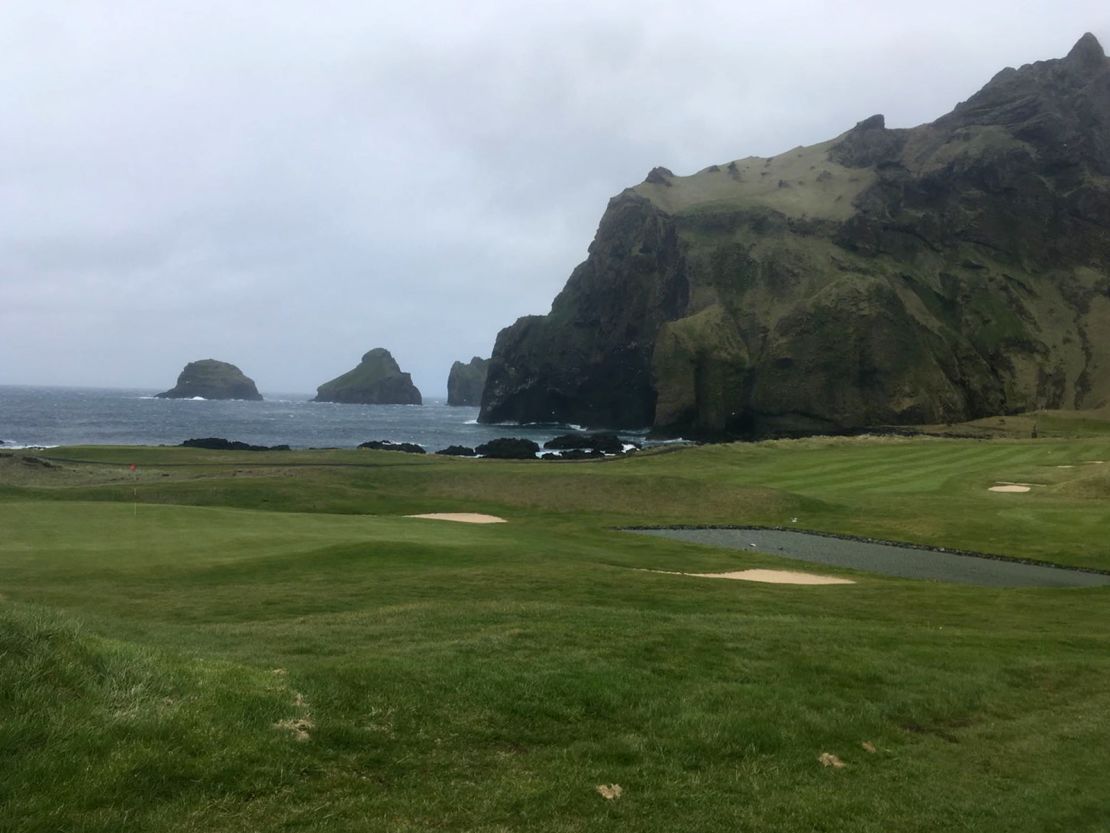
2,437,1109,831
633,140,875,221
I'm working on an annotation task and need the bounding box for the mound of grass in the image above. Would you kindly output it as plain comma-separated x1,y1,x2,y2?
0,604,310,832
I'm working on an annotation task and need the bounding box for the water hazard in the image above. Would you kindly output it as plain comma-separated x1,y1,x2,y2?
632,527,1110,588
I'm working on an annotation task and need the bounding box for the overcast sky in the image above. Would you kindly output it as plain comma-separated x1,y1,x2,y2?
1,1,1106,396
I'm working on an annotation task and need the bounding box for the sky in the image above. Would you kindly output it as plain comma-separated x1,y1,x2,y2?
1,1,1107,396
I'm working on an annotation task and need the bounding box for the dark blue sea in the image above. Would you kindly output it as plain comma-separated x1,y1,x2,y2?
0,386,637,452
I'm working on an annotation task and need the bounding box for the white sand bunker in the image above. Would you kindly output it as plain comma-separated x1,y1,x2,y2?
404,513,507,524
692,569,855,585
989,484,1031,493
645,568,853,585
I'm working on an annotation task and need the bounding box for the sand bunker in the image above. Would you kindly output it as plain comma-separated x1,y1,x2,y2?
989,485,1031,493
692,569,855,585
404,513,507,524
644,567,853,585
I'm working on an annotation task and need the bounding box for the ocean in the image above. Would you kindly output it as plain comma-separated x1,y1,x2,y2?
0,385,632,452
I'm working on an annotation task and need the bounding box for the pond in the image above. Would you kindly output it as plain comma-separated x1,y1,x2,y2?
631,527,1110,588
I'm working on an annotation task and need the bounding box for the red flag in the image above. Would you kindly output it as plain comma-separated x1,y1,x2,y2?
129,464,137,471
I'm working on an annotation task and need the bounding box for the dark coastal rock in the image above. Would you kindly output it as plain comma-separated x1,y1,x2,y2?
357,440,425,454
447,357,490,406
156,360,263,401
543,432,632,454
474,438,540,459
480,35,1110,439
543,448,605,460
314,348,422,405
435,445,477,456
181,437,289,451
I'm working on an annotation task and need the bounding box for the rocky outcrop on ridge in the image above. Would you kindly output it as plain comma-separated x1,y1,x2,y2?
313,348,422,405
447,357,490,406
481,35,1110,438
156,360,263,401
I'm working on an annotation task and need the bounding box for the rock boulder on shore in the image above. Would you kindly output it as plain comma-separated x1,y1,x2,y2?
156,360,263,401
314,349,422,405
474,438,540,459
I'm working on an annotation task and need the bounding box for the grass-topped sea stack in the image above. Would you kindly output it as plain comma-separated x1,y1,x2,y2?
314,348,422,405
155,359,263,401
480,34,1110,439
447,356,490,406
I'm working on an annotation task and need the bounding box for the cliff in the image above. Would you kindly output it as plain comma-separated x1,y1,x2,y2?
314,348,422,405
155,360,263,401
447,357,490,406
480,35,1110,438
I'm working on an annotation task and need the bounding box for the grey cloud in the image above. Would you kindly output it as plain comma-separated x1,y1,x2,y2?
0,1,1107,395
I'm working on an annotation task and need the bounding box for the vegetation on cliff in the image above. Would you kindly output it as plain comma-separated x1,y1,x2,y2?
481,35,1110,438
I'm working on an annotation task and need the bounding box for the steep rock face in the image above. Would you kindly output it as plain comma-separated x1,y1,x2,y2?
314,348,422,405
480,35,1110,437
447,357,490,406
482,194,688,426
156,360,262,401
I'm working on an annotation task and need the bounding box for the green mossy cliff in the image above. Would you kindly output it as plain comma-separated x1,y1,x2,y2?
481,34,1110,438
156,359,262,401
314,348,422,405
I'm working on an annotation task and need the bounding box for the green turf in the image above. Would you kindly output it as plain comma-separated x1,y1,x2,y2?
2,437,1109,831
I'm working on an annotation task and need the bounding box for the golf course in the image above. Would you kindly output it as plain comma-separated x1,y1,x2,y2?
2,430,1109,831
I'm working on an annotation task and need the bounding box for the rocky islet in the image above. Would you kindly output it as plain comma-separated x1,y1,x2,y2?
156,360,263,401
313,348,423,405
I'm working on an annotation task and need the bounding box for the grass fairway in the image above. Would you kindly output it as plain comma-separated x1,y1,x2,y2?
2,437,1109,831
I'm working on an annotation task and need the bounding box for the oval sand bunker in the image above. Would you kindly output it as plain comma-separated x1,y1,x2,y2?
405,513,507,524
643,567,853,585
691,569,854,585
989,485,1031,493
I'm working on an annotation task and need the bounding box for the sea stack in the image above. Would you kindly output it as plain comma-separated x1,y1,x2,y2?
447,357,490,406
156,359,263,401
313,348,422,405
480,34,1110,439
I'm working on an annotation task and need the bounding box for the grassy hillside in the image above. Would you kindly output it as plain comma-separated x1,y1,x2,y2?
2,438,1109,830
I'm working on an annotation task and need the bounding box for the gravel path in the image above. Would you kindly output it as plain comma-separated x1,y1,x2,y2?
632,528,1110,588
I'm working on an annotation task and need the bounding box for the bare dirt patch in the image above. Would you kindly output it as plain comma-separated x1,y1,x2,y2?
404,513,507,524
596,784,623,800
